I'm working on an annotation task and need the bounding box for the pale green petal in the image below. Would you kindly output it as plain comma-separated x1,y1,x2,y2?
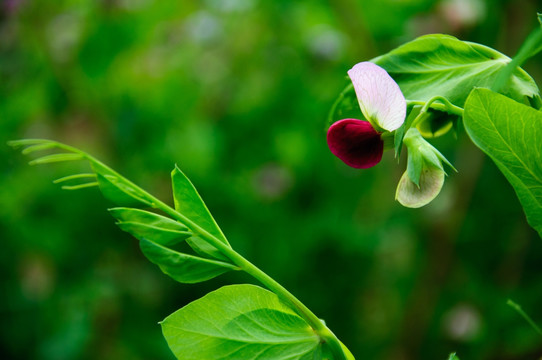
396,166,445,208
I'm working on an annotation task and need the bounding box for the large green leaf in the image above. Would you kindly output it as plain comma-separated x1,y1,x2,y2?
171,165,231,260
109,207,192,247
463,88,542,237
139,239,239,283
161,284,324,360
373,34,540,106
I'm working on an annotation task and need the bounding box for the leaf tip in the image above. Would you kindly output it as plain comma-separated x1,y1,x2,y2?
171,164,181,176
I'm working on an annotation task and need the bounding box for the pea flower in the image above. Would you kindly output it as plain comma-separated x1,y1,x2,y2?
327,62,406,169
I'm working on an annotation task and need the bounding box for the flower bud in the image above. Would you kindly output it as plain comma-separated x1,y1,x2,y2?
416,109,456,138
396,128,455,208
396,166,445,208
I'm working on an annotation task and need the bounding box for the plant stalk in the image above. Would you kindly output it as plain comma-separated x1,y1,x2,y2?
52,141,349,360
157,199,348,360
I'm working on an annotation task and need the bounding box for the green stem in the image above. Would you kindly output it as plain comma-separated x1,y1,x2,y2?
407,97,464,118
507,299,542,337
53,141,349,360
419,96,463,116
493,24,542,93
158,198,346,359
407,97,464,130
226,250,347,359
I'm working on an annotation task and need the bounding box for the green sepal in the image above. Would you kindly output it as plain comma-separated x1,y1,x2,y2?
404,128,456,176
406,147,423,188
400,127,456,205
434,148,456,173
395,105,423,158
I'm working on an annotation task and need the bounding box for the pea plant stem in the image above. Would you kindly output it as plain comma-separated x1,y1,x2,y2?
507,299,542,337
406,96,464,132
156,198,348,360
407,97,464,122
53,141,349,360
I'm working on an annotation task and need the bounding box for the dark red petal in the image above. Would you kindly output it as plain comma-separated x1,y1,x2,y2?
327,119,383,169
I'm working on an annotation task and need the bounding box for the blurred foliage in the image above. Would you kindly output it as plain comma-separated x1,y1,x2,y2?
1,0,541,359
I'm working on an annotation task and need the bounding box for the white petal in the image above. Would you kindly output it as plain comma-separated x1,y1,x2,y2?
347,62,406,132
396,167,444,208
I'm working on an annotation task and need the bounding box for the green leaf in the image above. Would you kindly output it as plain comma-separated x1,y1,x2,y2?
53,173,97,184
463,88,542,237
327,82,361,126
372,34,540,107
493,21,542,95
91,162,153,207
448,353,460,360
53,173,100,191
59,182,100,190
8,139,54,148
171,165,231,259
28,153,84,164
9,139,154,207
185,236,230,262
139,239,239,284
109,207,192,247
161,284,324,360
21,142,62,154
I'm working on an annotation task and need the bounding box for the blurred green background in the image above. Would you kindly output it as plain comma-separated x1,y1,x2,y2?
1,0,541,359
